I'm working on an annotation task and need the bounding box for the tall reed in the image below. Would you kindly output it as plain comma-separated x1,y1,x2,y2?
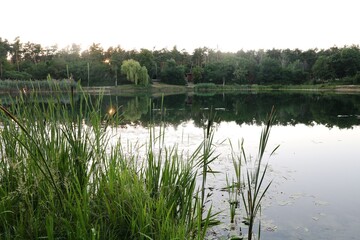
241,107,279,240
0,86,220,239
0,85,277,239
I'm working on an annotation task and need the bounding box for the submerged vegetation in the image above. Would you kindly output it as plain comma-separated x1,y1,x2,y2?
0,88,277,239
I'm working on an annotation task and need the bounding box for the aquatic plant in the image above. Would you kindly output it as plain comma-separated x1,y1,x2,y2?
0,83,278,239
0,87,220,239
225,108,278,240
241,107,279,240
0,78,77,92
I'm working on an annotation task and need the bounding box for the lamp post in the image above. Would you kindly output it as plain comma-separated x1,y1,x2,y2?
87,62,90,87
105,58,118,87
114,65,118,87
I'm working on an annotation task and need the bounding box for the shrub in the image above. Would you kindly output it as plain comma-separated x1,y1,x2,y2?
3,70,32,80
194,83,217,92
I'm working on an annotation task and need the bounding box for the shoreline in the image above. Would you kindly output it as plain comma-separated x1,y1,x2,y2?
1,83,360,96
81,83,360,95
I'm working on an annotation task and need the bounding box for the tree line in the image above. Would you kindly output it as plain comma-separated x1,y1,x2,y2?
1,36,360,86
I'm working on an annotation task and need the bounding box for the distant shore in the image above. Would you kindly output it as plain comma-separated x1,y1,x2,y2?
1,82,360,97
81,83,360,96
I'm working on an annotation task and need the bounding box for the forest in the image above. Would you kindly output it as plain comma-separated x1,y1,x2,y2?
1,36,360,86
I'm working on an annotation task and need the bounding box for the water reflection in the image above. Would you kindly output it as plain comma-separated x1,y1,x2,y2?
101,92,360,239
122,96,149,122
110,120,360,240
99,92,360,128
3,91,358,239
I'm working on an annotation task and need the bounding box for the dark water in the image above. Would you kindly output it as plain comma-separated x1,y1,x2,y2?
99,92,360,128
100,92,360,240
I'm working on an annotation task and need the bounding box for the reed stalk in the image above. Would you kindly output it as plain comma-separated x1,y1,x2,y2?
241,107,279,240
0,87,276,239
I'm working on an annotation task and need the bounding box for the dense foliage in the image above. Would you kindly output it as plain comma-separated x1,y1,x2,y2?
160,59,186,85
120,59,149,86
1,36,360,85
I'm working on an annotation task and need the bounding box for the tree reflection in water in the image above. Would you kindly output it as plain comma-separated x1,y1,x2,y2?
100,92,360,129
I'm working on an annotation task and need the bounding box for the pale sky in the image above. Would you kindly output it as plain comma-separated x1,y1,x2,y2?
1,0,359,53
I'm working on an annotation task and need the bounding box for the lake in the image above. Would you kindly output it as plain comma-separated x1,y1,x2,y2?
100,91,360,239
2,90,358,239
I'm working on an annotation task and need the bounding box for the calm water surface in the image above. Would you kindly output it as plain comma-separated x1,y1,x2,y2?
105,92,360,239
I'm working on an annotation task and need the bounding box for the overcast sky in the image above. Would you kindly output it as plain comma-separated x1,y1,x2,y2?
1,0,359,53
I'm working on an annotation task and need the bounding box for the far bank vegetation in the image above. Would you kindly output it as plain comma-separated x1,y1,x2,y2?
1,36,360,87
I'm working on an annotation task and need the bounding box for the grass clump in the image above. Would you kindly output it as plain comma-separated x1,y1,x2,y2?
226,107,279,240
0,84,277,239
0,77,77,93
0,87,219,239
194,83,217,92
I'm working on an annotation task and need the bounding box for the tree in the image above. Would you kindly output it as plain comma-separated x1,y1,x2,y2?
58,43,81,62
137,48,156,79
140,66,149,86
43,45,58,62
153,48,172,73
47,57,68,79
121,59,149,86
23,42,43,64
170,46,183,64
82,43,104,62
266,48,282,62
339,46,360,77
10,37,22,71
284,60,307,84
30,61,48,79
258,58,282,83
160,59,186,85
192,47,207,67
106,46,127,85
233,57,258,84
0,38,10,78
312,56,334,81
300,48,317,72
203,60,235,84
192,66,204,84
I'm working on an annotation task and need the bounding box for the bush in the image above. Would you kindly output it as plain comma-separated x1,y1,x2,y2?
341,76,354,84
353,72,360,84
3,70,32,80
194,83,217,92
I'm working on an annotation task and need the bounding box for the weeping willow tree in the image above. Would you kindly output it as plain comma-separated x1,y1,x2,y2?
140,66,149,86
121,59,149,86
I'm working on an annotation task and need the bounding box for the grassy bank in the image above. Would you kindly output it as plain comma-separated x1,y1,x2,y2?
2,78,360,96
81,82,360,96
82,82,190,97
193,82,360,93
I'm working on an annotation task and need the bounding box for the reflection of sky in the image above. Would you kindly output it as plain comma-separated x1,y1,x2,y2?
111,121,360,239
263,124,360,239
